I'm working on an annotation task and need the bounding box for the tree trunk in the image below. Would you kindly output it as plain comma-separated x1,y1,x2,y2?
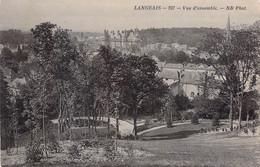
106,96,110,139
238,85,244,130
133,109,138,139
115,105,119,150
94,115,97,134
58,91,62,141
229,91,233,131
238,94,244,130
246,111,249,129
15,122,18,154
30,126,33,142
84,118,87,139
69,113,72,141
88,109,91,138
107,115,110,139
43,110,48,158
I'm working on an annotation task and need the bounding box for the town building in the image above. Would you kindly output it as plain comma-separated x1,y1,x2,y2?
102,29,141,48
158,62,218,99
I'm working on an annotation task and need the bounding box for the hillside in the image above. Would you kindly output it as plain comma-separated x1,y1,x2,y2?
140,27,224,47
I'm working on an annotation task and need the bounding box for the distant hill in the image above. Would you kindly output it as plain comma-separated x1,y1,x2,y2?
70,31,103,38
0,30,32,48
140,27,225,47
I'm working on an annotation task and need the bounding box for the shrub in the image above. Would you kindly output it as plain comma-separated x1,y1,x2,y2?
121,134,135,140
212,113,220,126
104,139,118,161
124,142,134,158
80,139,92,148
191,114,199,125
182,111,194,120
252,128,256,135
47,133,62,153
166,119,172,128
68,144,81,159
25,140,43,163
145,118,150,126
6,147,11,156
244,128,248,134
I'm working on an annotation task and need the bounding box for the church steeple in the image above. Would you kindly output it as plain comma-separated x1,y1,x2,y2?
226,14,231,38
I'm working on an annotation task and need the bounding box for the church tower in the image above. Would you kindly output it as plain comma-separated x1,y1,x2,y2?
225,14,231,38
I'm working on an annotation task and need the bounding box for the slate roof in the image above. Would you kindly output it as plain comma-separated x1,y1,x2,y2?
158,69,202,85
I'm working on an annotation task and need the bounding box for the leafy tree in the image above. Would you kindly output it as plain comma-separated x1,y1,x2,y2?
165,94,192,121
196,26,259,130
192,95,229,119
0,69,13,150
125,54,169,138
212,113,220,126
241,90,259,121
191,114,199,125
93,46,121,138
0,29,25,48
20,22,78,156
175,51,190,63
174,94,191,111
0,47,18,74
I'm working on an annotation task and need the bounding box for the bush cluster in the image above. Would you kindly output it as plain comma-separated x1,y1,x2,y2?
191,114,199,125
68,144,81,159
124,142,134,158
47,133,62,153
103,139,118,161
121,134,136,140
25,140,43,163
212,113,220,126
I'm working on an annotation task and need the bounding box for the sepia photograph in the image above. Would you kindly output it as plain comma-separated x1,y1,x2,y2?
0,0,260,166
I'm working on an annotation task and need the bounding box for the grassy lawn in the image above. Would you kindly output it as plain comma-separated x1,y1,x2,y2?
140,121,213,140
118,132,260,167
4,120,260,167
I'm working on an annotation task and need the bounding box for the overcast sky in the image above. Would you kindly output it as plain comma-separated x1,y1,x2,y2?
0,0,259,32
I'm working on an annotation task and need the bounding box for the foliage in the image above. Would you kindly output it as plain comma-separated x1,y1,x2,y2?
166,119,172,128
0,47,18,73
191,114,199,125
104,139,118,161
25,140,43,163
0,30,32,48
165,94,192,122
20,22,79,142
68,144,81,159
241,90,259,120
47,133,62,153
195,25,260,129
192,96,229,119
147,48,190,64
140,27,224,47
181,111,194,120
174,94,191,111
212,113,220,126
175,51,190,63
121,134,135,140
0,69,14,150
93,46,169,138
124,142,134,158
